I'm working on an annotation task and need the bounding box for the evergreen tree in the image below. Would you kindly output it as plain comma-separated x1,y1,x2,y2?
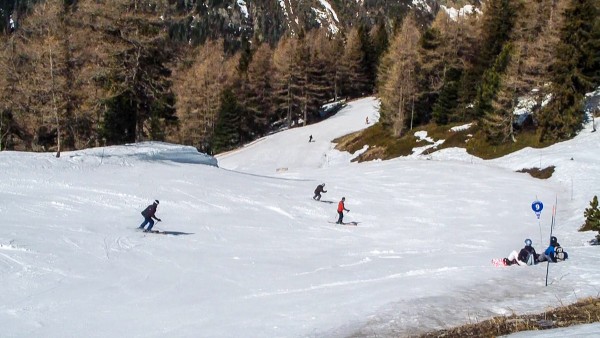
309,29,342,103
173,39,238,151
212,87,241,154
102,43,177,145
507,0,564,98
475,44,512,123
304,29,335,123
339,27,370,98
582,195,600,242
457,0,516,120
1,0,86,154
290,29,310,126
538,0,600,142
237,34,253,74
370,18,389,73
102,93,137,144
245,42,275,136
414,26,445,126
432,68,461,125
486,0,566,142
0,39,23,150
272,35,297,126
428,9,479,123
358,22,376,93
377,14,420,136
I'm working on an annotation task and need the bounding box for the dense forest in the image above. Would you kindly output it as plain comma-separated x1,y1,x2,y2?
0,0,598,155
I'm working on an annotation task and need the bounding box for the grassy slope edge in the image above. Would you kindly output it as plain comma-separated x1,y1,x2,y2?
334,122,553,162
418,296,600,337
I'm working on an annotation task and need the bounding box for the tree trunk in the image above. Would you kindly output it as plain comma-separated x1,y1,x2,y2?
303,69,308,126
49,46,61,158
0,109,3,151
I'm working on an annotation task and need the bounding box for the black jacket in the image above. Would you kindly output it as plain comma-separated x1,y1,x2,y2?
141,204,157,218
314,185,327,194
518,245,538,264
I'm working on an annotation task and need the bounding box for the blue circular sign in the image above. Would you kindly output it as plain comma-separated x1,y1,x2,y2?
532,201,543,219
532,201,544,213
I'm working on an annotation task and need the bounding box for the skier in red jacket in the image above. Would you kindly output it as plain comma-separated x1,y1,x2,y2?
336,197,349,224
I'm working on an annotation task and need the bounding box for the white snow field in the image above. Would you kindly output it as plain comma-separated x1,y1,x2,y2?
1,97,599,337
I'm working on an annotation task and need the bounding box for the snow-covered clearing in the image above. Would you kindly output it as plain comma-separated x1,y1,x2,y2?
1,97,599,337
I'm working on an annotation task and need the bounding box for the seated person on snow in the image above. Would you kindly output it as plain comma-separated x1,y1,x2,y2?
538,236,568,262
503,238,539,266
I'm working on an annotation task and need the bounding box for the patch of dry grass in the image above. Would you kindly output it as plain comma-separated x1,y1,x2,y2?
419,297,600,337
516,166,556,179
333,121,555,162
332,123,418,162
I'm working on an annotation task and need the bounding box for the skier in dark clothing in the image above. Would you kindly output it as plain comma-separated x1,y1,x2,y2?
517,238,539,264
313,183,327,201
503,238,539,266
139,200,162,232
336,197,349,224
309,135,313,143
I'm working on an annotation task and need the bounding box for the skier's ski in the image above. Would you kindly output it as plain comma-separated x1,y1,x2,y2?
144,230,169,235
327,221,358,226
136,228,168,235
491,258,508,267
145,230,167,235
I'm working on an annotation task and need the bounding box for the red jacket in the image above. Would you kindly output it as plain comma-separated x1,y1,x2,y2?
337,201,345,212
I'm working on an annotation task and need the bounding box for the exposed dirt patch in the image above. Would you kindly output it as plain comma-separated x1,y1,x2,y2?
516,166,556,179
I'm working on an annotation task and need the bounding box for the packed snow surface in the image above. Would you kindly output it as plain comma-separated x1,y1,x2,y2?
1,97,599,337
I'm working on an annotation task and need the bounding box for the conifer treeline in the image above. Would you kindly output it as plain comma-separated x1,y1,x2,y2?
0,0,598,154
378,0,599,144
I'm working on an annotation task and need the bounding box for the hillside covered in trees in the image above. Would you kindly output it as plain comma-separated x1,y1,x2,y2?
0,0,598,155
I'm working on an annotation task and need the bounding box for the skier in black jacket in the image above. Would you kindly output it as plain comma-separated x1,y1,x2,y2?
313,183,327,201
139,200,162,232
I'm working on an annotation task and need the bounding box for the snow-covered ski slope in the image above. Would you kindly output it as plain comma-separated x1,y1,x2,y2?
1,97,599,337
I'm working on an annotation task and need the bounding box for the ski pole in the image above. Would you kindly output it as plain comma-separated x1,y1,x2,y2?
545,197,557,286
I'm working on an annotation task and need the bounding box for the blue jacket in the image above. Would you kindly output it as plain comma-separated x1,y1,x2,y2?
545,244,568,262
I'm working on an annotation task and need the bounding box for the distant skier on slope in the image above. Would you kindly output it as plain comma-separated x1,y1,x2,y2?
336,197,350,224
313,183,327,201
139,200,162,232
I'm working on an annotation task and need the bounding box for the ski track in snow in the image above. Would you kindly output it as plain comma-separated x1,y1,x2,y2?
246,266,461,299
0,242,32,253
263,205,294,219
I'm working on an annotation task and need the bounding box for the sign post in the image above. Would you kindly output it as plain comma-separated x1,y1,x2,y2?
532,200,544,256
531,200,543,219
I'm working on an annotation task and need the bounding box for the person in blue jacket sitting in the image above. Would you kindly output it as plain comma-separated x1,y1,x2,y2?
539,236,568,262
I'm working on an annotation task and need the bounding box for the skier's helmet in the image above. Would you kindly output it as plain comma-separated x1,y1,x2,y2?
550,236,557,245
321,183,325,187
525,238,532,246
342,197,345,201
154,200,160,205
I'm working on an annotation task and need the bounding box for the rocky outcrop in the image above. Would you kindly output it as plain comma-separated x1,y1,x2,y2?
167,0,445,50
